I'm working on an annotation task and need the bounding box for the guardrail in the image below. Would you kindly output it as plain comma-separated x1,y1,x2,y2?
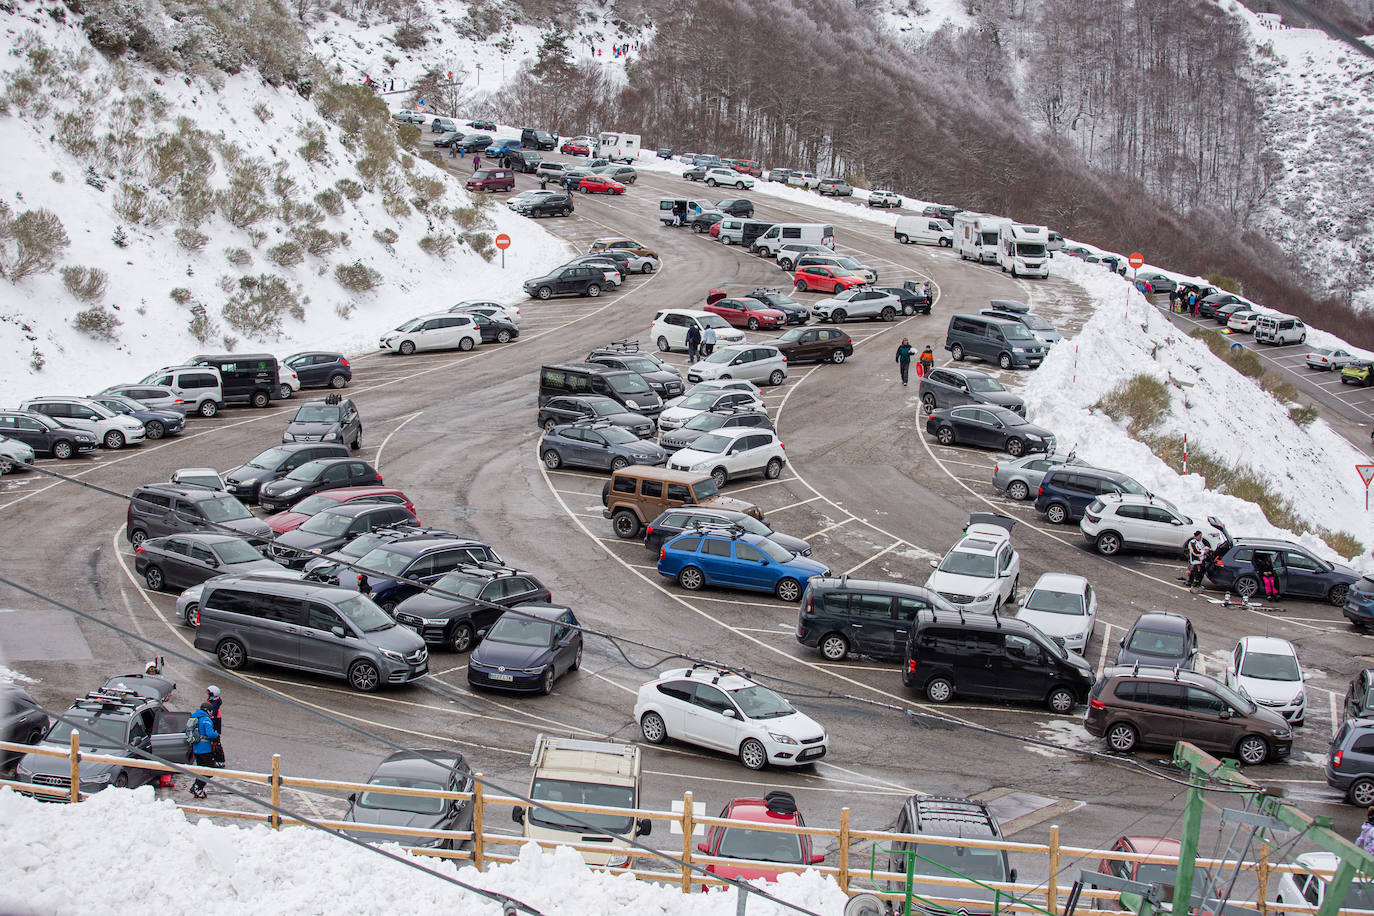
0,738,1356,912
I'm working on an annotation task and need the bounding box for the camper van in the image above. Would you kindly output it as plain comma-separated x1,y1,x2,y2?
598,131,641,163
752,223,835,257
953,213,1010,264
997,224,1050,278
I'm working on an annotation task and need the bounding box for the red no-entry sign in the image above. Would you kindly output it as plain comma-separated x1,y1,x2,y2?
1128,252,1144,269
495,234,511,250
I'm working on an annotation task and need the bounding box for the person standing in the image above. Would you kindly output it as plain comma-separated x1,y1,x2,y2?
188,702,219,799
919,345,935,378
1185,531,1208,593
1358,807,1374,854
702,325,717,357
206,686,224,767
685,323,702,363
895,338,914,386
472,153,481,171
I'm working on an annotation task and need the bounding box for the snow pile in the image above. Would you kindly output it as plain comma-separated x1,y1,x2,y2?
1028,257,1371,567
0,787,846,916
0,666,36,685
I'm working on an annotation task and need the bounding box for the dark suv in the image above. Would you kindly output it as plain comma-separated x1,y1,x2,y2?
257,458,384,513
282,395,363,450
643,506,809,556
586,346,685,400
797,577,956,662
741,288,810,325
269,501,419,568
520,127,556,150
523,265,606,299
223,442,350,503
1206,537,1358,606
393,565,551,652
918,367,1026,416
316,536,504,613
127,483,272,547
520,192,574,218
886,796,1015,906
1034,467,1152,524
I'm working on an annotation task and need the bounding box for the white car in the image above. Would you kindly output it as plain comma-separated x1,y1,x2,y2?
810,288,902,323
1015,573,1097,655
1079,493,1223,557
449,300,521,326
1225,635,1306,726
657,387,765,431
1304,347,1358,370
378,312,480,355
925,523,1020,614
171,467,226,491
1227,308,1262,333
277,365,300,399
867,190,902,208
634,666,827,770
649,308,746,353
786,171,820,189
1274,852,1374,915
667,428,786,487
704,168,754,190
687,343,788,387
19,396,147,450
623,252,660,274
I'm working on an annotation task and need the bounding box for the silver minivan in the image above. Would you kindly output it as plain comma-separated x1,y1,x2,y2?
193,575,429,691
945,314,1047,370
141,365,225,418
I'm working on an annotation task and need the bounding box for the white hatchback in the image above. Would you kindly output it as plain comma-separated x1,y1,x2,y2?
687,344,788,386
1015,573,1096,655
704,168,754,190
1225,635,1306,725
668,428,786,487
649,308,746,353
379,312,480,355
634,666,827,770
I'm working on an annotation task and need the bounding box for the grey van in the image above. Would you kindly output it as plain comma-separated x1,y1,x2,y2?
945,314,1047,369
538,363,663,415
193,575,429,691
127,482,273,547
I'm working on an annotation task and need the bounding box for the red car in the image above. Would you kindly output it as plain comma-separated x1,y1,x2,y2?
561,140,591,156
734,160,763,176
708,221,722,238
705,297,786,331
1095,836,1212,911
698,792,823,887
266,486,418,534
578,175,625,195
793,265,866,294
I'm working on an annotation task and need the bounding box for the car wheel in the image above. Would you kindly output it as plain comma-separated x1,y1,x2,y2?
538,667,556,695
641,262,655,274
198,400,218,418
114,772,129,789
0,456,11,475
779,259,793,271
936,426,955,446
610,456,629,471
998,352,1014,371
722,236,734,246
820,633,849,661
329,373,348,389
496,330,512,343
831,349,847,364
897,234,909,244
1095,531,1123,556
739,738,768,771
768,369,785,387
612,510,642,539
571,640,582,671
537,286,553,300
765,457,784,479
1236,735,1269,765
1106,722,1138,753
542,449,562,469
902,304,914,316
183,602,199,628
921,394,938,413
925,677,954,703
251,391,270,408
640,711,667,744
129,528,148,548
706,179,716,187
1234,575,1260,598
144,420,165,440
1350,777,1374,807
399,340,416,355
52,439,75,460
1008,480,1030,501
449,622,475,653
775,577,803,602
542,417,559,432
279,383,293,400
459,336,475,351
1047,687,1076,714
1330,583,1351,606
880,306,896,322
710,467,728,488
795,279,807,292
562,207,572,216
1045,502,1067,524
657,336,671,352
217,638,247,670
747,317,760,330
678,566,705,590
694,224,705,233
586,284,601,298
1005,437,1025,458
951,344,965,361
579,186,589,193
144,566,165,591
833,309,847,323
348,660,381,693
104,430,126,449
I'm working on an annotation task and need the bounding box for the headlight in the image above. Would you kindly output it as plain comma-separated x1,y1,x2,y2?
280,486,302,496
239,477,258,486
325,431,340,441
1271,728,1291,738
420,617,449,626
1293,691,1306,705
768,733,798,745
378,648,404,661
283,433,297,441
84,772,111,784
1013,347,1027,353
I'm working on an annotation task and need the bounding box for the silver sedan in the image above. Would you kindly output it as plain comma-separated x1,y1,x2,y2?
991,453,1084,502
1305,347,1359,370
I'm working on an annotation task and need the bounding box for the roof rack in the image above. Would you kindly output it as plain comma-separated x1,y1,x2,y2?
685,519,745,537
324,393,343,405
603,338,640,353
72,689,148,713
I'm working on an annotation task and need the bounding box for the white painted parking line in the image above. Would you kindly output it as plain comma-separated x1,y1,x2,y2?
845,539,903,575
688,594,793,610
727,476,798,493
814,662,898,673
804,518,854,540
767,494,825,513
1098,623,1115,675
1331,693,1340,734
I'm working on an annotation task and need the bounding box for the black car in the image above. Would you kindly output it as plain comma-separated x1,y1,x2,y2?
873,285,931,317
0,409,98,459
585,347,684,400
135,532,283,591
716,198,754,218
656,148,673,159
742,289,809,325
223,442,350,503
1,684,50,769
472,314,519,344
797,577,956,661
521,128,557,150
537,395,654,438
918,367,1026,416
257,458,384,513
301,524,459,577
657,406,773,452
467,119,497,131
318,536,503,612
393,565,552,652
433,131,465,149
643,506,809,556
925,405,1054,457
506,148,542,173
1116,611,1197,667
683,166,707,182
1205,537,1358,605
522,265,607,300
467,604,582,694
1200,292,1245,318
282,395,363,450
560,168,594,191
520,192,574,218
456,133,494,152
689,209,726,233
283,351,352,389
342,750,474,848
88,393,186,440
268,502,419,568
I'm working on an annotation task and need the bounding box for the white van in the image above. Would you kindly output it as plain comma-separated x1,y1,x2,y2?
597,131,641,162
752,223,835,257
650,309,746,353
1254,314,1307,345
894,216,953,247
997,223,1050,278
953,213,1009,264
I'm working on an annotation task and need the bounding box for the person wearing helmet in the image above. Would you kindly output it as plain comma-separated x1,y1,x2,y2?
206,686,224,767
188,702,219,799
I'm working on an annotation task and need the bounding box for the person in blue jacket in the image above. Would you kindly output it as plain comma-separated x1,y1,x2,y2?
189,702,219,799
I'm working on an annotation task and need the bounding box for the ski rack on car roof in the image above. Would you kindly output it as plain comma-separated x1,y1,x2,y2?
604,338,640,353
72,689,148,712
683,661,748,684
684,519,745,536
324,393,343,405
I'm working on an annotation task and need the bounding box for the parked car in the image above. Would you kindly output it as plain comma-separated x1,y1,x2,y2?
1225,635,1306,726
266,486,416,535
465,168,515,192
763,326,853,365
534,162,569,181
1342,362,1373,386
796,577,955,661
523,265,609,300
1206,537,1358,606
991,453,1084,501
1115,610,1197,668
379,313,480,355
593,165,637,184
268,502,419,569
796,252,877,283
873,285,931,316
585,348,683,400
884,796,1015,905
657,387,764,431
603,466,764,539
342,750,474,848
817,178,852,196
1035,467,1156,525
666,428,787,487
0,434,35,474
467,604,582,694
1304,347,1359,370
1327,718,1374,804
21,396,147,450
282,396,363,450
925,521,1020,614
1275,852,1374,911
223,443,350,503
283,351,351,389
919,367,1025,416
793,265,866,295
1015,573,1096,655
540,421,667,472
472,314,520,344
656,407,772,453
1347,578,1374,630
1080,494,1222,557
577,175,626,195
867,190,902,208
560,139,591,155
715,198,754,217
738,288,809,325
171,467,225,491
87,393,185,441
521,127,556,150
1227,308,1263,333
0,409,97,459
811,288,901,323
98,383,189,415
1093,837,1209,913
1344,669,1374,722
649,309,747,354
786,172,819,189
537,395,654,438
0,684,49,769
317,535,500,609
704,297,786,331
643,506,806,556
518,191,575,218
257,458,384,514
705,168,754,189
135,533,283,591
926,405,1055,457
687,344,788,387
394,566,551,653
694,792,823,883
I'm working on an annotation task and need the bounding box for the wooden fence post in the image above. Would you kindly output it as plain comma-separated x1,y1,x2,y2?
681,790,694,894
839,807,851,893
69,730,80,803
472,775,485,870
1047,825,1060,915
270,754,282,830
1257,844,1270,916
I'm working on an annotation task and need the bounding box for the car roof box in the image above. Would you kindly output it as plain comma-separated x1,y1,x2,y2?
988,299,1029,314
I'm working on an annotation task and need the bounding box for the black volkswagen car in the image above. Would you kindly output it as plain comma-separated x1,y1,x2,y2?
257,458,384,513
223,442,350,503
924,405,1054,456
393,566,551,652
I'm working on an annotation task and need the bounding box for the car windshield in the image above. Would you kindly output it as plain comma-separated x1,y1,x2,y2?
912,843,1007,881
938,550,996,578
756,538,795,562
357,546,416,579
691,480,721,501
607,374,652,396
699,315,731,330
248,446,294,469
1240,652,1301,681
601,427,640,445
294,405,340,424
340,533,390,559
336,594,394,633
213,540,265,565
529,778,634,833
1117,478,1148,495
394,318,424,332
684,413,728,432
178,474,222,489
619,356,661,373
299,512,356,536
1003,324,1035,341
1023,315,1053,330
680,392,722,410
690,433,733,454
704,349,741,365
776,328,805,342
200,497,253,523
486,614,553,647
836,257,863,269
1215,681,1256,714
1127,628,1185,657
358,776,447,815
966,377,1005,393
1023,588,1085,615
718,826,804,864
45,712,127,751
432,574,485,600
289,494,338,516
727,684,795,719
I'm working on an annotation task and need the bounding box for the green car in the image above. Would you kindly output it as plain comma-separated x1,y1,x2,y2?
1341,362,1372,386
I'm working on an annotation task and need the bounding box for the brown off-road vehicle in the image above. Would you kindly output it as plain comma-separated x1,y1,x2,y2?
601,466,762,539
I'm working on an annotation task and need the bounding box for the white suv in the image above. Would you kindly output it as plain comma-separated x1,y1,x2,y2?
667,427,786,487
649,309,746,353
704,168,754,189
634,666,827,770
688,344,788,386
925,523,1020,613
20,396,147,450
379,312,480,355
1079,493,1223,557
811,288,901,323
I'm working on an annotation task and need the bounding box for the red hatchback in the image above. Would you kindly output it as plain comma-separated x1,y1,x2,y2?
793,265,865,294
705,297,787,331
561,140,591,155
698,792,823,887
578,175,625,195
267,486,418,534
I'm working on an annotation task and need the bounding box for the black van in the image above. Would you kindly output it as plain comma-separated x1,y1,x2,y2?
520,127,556,150
796,577,957,662
902,609,1094,712
537,364,664,416
1033,466,1151,524
190,353,279,408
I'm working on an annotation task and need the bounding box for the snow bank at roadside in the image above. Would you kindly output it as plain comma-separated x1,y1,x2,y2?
1030,257,1371,567
0,787,847,916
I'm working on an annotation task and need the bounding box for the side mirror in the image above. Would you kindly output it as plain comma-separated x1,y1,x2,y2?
810,853,826,865
697,841,710,854
512,807,525,824
1118,638,1125,648
205,557,219,568
347,792,357,804
331,626,347,639
1220,710,1233,719
1010,868,1018,883
477,629,488,639
636,817,653,837
722,708,737,719
929,560,939,569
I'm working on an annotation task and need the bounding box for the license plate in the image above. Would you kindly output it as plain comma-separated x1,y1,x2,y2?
489,673,514,682
799,747,824,760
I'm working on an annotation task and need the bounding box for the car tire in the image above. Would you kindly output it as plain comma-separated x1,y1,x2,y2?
1045,503,1067,524
586,284,601,298
610,456,629,472
951,344,965,361
1047,687,1076,714
902,304,914,316
1106,722,1138,753
448,622,476,653
348,660,381,693
881,306,896,322
747,317,760,330
571,640,582,671
1095,531,1123,556
1008,480,1030,501
217,638,247,671
694,224,705,234
1005,437,1025,457
765,457,784,479
1236,735,1269,765
795,279,807,292
399,340,416,355
780,259,794,271
352,430,362,450
183,601,200,628
144,566,165,591
542,449,562,469
612,510,642,539
775,577,803,602
0,456,11,475
114,772,129,789
561,207,572,216
539,667,556,695
459,336,475,351
129,528,148,548
251,391,270,408
1329,584,1351,606
678,566,705,590
998,352,1014,371
925,677,954,703
279,383,293,400
657,336,671,352
537,286,553,300
496,330,512,343
831,349,847,364
768,369,785,387
104,430,126,450
1234,575,1260,599
198,400,218,418
820,633,849,660
706,179,717,187
936,426,955,446
640,711,668,744
1349,777,1374,807
52,439,75,460
921,394,938,413
144,420,165,440
710,467,728,489
833,309,847,323
542,417,559,432
739,738,768,771
897,234,909,244
579,186,589,193
723,236,734,246
641,262,655,274
329,373,348,389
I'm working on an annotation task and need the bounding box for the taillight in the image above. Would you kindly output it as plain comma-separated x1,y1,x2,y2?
779,442,785,450
804,592,814,615
340,358,350,367
1334,750,1344,769
1037,486,1043,496
659,549,666,561
907,660,916,674
135,546,144,554
994,465,999,474
1089,698,1106,710
645,526,654,538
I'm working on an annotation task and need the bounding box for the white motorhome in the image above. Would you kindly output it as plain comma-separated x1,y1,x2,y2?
515,735,650,867
953,213,1009,264
752,223,835,257
598,131,641,163
997,223,1050,278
